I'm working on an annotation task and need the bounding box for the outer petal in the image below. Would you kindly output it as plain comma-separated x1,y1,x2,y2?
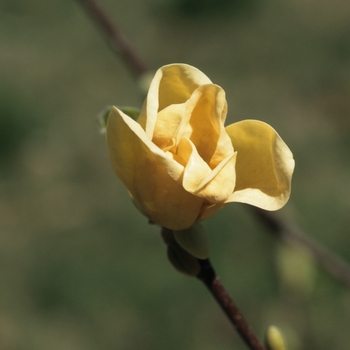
197,202,226,222
106,107,204,230
137,64,212,139
225,120,295,210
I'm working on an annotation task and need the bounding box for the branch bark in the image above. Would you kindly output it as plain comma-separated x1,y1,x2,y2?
78,0,149,78
197,259,266,350
252,207,350,288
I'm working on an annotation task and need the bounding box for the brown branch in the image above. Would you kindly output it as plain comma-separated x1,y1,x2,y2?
252,207,350,288
78,0,350,291
197,259,266,350
77,3,350,348
162,227,266,350
78,0,149,78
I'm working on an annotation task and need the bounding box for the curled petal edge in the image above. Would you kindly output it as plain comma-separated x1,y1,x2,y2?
225,120,295,210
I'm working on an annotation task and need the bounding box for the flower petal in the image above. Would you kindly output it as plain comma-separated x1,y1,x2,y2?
197,202,226,221
175,84,232,168
156,64,213,111
152,103,186,151
177,138,236,203
106,107,204,230
137,64,212,139
225,120,295,210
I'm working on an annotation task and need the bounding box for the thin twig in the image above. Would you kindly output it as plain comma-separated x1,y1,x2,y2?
78,0,149,78
78,0,350,304
162,227,266,350
252,207,350,288
197,259,266,350
78,3,266,347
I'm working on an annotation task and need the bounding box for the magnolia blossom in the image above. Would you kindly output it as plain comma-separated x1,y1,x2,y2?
106,64,294,230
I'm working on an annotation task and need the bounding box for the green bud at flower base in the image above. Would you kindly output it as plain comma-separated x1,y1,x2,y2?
98,105,140,134
167,240,201,277
98,105,112,134
160,224,210,276
174,222,210,259
265,326,287,350
119,106,141,121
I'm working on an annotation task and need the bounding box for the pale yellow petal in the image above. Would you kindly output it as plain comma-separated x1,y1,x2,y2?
177,138,237,203
152,103,186,151
175,84,233,168
197,202,226,221
157,64,213,111
137,64,212,139
225,120,295,210
195,153,236,203
177,137,212,190
106,106,204,230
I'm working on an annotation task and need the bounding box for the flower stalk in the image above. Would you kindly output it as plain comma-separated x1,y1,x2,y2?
197,259,266,350
253,207,350,288
163,227,266,350
78,0,350,293
77,1,350,350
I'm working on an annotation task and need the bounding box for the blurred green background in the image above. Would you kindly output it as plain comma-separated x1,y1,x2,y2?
1,0,350,349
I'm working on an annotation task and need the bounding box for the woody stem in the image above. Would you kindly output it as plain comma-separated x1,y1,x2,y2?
78,0,350,293
77,0,149,78
197,259,266,350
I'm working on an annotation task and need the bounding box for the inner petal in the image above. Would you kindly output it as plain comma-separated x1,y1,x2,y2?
152,103,186,151
174,84,233,169
177,138,237,203
194,152,236,203
176,137,211,192
157,64,213,111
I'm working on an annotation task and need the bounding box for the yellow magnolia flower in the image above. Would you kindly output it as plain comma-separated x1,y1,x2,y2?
106,64,294,230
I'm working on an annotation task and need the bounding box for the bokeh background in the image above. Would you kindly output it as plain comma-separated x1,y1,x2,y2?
1,0,350,349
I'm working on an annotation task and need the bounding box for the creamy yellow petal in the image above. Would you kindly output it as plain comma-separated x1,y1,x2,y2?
157,64,213,111
177,137,212,189
175,84,233,168
177,138,237,203
197,202,226,221
106,106,204,230
152,103,186,151
195,153,236,203
225,120,295,210
137,64,212,140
